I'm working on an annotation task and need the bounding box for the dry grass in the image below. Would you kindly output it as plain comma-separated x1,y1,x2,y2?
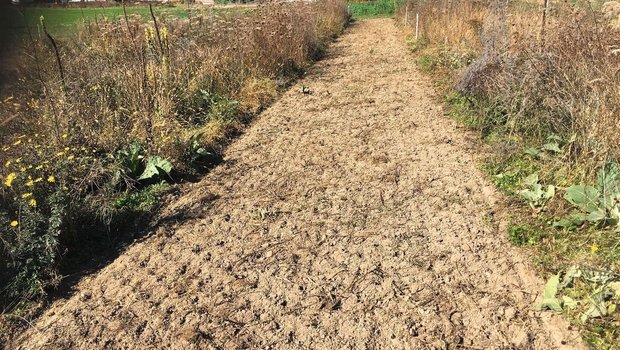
401,0,620,172
398,0,486,52
0,0,348,313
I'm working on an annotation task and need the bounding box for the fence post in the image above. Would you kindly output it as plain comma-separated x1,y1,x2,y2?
540,0,549,45
415,13,419,41
405,5,409,26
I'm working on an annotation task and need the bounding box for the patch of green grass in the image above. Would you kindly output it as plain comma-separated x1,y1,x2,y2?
0,5,245,37
445,91,481,128
482,156,539,195
114,182,170,214
508,223,545,246
416,54,436,72
347,0,399,19
2,6,182,32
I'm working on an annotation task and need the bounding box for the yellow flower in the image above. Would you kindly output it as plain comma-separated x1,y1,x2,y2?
56,152,65,157
28,199,37,207
10,221,18,227
19,167,26,172
13,140,21,146
34,177,42,183
62,134,68,139
591,245,599,253
5,160,11,168
21,192,32,199
25,180,34,187
4,172,16,187
35,165,43,170
67,155,75,161
47,176,56,183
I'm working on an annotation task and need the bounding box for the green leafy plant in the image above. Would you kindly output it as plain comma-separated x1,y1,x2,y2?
1,189,67,302
208,96,240,122
116,141,145,180
537,274,566,312
537,266,620,322
524,135,565,158
115,142,172,182
559,163,620,228
186,133,215,165
508,224,545,246
518,173,555,208
114,183,169,213
138,157,172,181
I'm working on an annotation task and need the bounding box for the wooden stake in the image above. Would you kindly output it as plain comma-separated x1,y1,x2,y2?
405,5,409,26
415,13,419,41
540,0,549,45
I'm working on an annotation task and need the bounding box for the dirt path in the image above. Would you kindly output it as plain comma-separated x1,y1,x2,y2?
14,19,584,350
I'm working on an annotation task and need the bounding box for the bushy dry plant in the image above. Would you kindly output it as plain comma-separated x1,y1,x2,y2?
402,0,620,169
0,0,348,310
490,2,620,169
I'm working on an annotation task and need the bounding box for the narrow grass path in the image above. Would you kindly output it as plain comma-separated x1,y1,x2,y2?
14,19,584,349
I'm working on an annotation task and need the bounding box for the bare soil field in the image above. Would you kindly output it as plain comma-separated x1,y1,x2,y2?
12,19,585,349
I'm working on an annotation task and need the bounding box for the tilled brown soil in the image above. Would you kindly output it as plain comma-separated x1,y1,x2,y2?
13,19,585,350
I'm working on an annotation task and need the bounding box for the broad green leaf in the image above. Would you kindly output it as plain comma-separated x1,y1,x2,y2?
553,218,573,228
542,142,562,153
520,186,543,203
138,156,173,181
544,185,555,200
537,298,563,312
524,147,540,156
553,213,587,228
544,274,560,299
564,185,600,213
597,163,620,205
562,296,577,309
586,208,607,223
522,173,539,187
